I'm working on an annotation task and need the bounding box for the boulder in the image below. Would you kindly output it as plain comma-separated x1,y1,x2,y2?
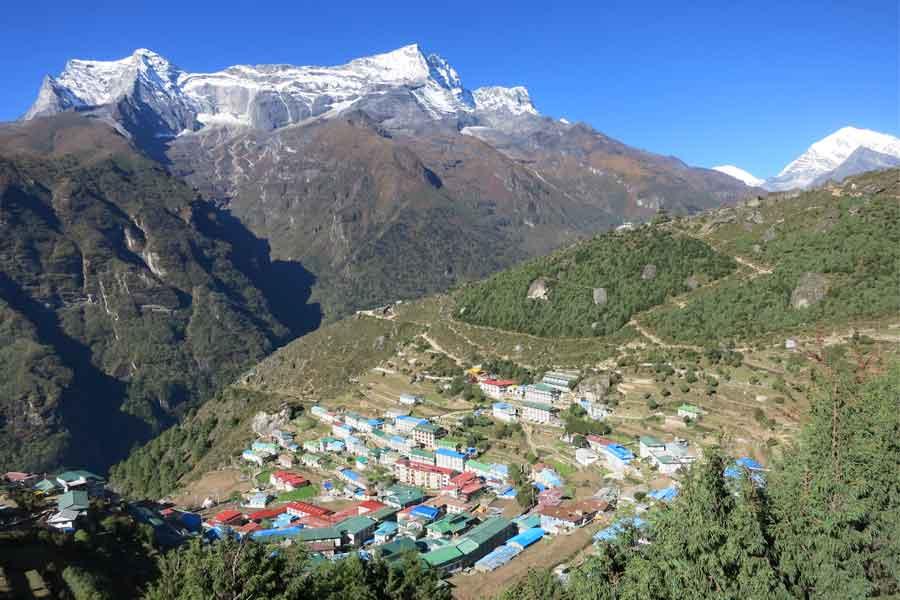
641,264,657,281
527,278,550,300
251,409,291,438
592,287,608,306
790,272,829,309
762,227,776,242
685,275,700,290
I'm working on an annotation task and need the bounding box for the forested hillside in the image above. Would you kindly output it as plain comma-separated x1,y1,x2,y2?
455,229,736,337
0,115,317,473
456,169,900,344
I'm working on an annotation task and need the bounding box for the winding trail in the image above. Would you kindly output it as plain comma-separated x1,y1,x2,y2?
733,255,773,276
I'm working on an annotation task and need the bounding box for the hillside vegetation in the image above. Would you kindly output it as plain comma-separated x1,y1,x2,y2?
0,116,317,473
455,229,736,337
646,172,900,343
456,169,900,344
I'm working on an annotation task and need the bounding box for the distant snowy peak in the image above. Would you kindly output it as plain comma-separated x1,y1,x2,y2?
766,126,900,191
24,44,544,134
473,86,537,116
712,165,764,187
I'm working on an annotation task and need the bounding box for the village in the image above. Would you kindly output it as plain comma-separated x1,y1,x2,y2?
1,339,770,599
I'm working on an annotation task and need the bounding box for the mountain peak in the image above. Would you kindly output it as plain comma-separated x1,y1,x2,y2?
473,85,537,115
766,126,900,190
712,165,764,187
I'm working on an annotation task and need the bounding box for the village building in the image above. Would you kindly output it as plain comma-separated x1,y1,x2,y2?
426,511,478,539
413,422,445,448
409,448,436,466
55,470,104,493
639,436,666,459
373,520,399,543
479,379,517,399
251,441,278,456
522,383,562,405
393,459,456,489
394,415,428,433
426,494,473,515
285,501,333,520
270,471,308,492
345,435,368,456
586,435,615,452
575,448,600,466
57,490,90,513
335,515,377,547
48,509,82,530
331,422,354,439
399,393,422,406
521,400,557,424
600,443,635,474
4,472,37,486
538,499,608,533
677,404,703,420
277,454,294,469
541,371,580,392
301,453,322,469
435,448,466,472
245,492,273,509
388,434,415,454
492,402,518,423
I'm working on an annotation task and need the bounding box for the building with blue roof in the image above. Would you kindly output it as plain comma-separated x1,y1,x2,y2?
647,487,679,502
594,517,646,543
409,504,441,521
601,443,635,473
435,448,466,471
507,527,544,549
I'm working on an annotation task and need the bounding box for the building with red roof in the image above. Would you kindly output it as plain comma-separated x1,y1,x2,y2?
211,509,244,526
234,522,261,536
393,458,456,489
479,379,517,399
357,500,387,514
586,435,615,452
286,501,332,519
247,506,287,522
270,471,309,491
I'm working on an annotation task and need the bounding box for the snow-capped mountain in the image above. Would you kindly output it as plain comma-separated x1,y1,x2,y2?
712,165,764,187
24,44,536,135
765,126,900,191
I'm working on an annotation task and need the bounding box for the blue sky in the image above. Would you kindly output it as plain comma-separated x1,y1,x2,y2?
2,0,896,178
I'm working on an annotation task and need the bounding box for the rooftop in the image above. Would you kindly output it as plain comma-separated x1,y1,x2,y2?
522,400,555,412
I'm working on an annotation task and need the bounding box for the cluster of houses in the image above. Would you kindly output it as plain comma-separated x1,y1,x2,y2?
4,470,106,532
478,370,605,427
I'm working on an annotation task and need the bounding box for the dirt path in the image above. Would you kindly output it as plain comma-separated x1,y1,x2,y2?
627,320,700,351
733,255,773,276
420,333,465,365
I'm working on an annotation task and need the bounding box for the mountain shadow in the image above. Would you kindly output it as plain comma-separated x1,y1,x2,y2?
191,202,322,342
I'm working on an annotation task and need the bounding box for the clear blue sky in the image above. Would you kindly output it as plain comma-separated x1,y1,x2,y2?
2,0,897,178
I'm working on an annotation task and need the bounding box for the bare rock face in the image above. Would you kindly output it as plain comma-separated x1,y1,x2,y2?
685,275,700,290
577,373,612,401
791,272,829,309
763,227,777,242
592,287,608,306
527,278,550,300
641,264,657,281
251,409,290,438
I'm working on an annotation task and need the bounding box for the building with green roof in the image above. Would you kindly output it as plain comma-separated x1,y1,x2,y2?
57,490,89,512
376,536,420,562
384,484,426,508
421,545,465,572
456,516,516,563
335,515,377,546
426,512,477,538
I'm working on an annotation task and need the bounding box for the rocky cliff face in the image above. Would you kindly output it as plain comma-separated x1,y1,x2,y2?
0,115,317,472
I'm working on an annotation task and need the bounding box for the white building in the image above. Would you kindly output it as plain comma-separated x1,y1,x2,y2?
575,448,599,467
521,401,556,425
435,449,466,472
479,379,517,400
492,402,518,423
